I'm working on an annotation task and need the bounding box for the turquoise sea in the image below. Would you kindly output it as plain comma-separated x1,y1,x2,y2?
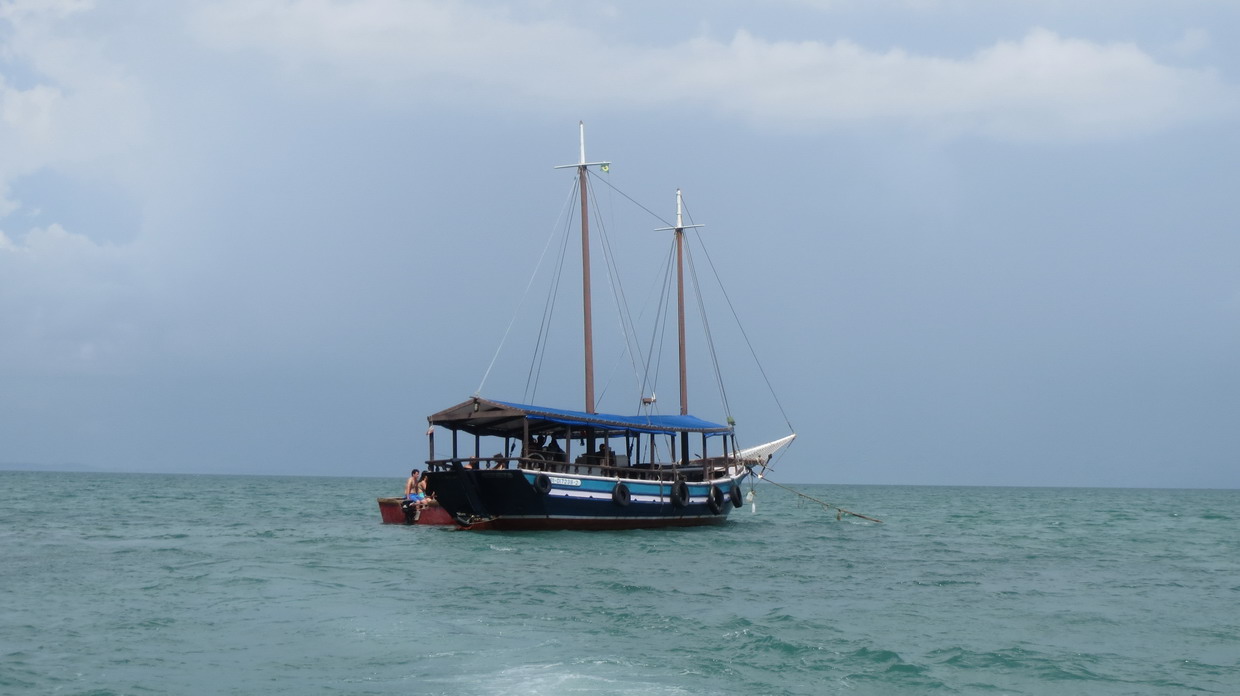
1,471,1236,695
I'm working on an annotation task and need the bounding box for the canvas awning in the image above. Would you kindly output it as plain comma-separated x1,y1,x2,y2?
427,396,732,439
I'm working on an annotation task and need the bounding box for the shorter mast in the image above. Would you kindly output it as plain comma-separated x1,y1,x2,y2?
656,189,703,417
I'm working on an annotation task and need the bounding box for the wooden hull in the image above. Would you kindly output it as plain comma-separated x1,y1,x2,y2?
377,497,454,525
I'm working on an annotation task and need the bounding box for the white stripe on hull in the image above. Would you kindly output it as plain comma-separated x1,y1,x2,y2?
548,488,715,505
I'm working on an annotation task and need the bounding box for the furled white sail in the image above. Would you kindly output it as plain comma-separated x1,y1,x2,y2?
736,433,796,462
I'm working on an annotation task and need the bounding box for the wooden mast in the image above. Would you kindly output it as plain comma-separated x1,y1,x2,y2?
658,189,703,417
578,129,595,414
674,190,689,416
555,123,609,414
658,189,703,466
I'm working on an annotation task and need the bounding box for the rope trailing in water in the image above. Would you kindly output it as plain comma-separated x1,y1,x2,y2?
754,471,883,524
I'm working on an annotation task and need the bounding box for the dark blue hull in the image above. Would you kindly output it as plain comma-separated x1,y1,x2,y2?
424,467,747,530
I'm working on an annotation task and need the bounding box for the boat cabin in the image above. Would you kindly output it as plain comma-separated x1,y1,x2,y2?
425,396,742,483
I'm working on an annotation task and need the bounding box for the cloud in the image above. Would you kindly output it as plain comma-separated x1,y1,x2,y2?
0,0,92,22
675,27,1236,141
0,223,147,376
0,1,150,219
0,1,160,367
192,0,583,90
192,1,1238,142
1169,27,1211,57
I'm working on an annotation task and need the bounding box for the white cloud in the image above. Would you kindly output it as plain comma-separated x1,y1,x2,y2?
678,27,1237,140
0,81,61,141
193,0,582,90
1169,28,1211,57
0,2,160,377
190,1,1238,142
0,0,93,22
0,1,149,219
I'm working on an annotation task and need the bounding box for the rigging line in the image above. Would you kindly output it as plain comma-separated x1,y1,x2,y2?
585,167,654,357
525,184,576,403
587,169,659,386
583,169,713,412
587,175,646,405
628,238,675,403
478,178,579,396
752,472,884,523
765,436,796,471
638,240,678,413
676,200,732,422
683,239,732,421
675,201,731,422
585,168,685,401
636,239,667,401
591,194,631,405
533,212,574,403
636,240,676,409
686,212,795,434
590,171,675,229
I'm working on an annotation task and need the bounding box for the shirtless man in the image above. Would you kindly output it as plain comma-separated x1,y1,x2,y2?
405,469,426,504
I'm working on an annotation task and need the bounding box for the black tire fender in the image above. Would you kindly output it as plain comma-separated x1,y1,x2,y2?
534,473,552,495
707,484,725,514
729,483,744,509
612,482,631,507
670,480,689,509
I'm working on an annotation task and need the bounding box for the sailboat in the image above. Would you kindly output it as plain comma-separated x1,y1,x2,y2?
421,125,794,530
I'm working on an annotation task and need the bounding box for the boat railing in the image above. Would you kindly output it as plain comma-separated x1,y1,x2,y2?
697,456,739,479
426,454,741,482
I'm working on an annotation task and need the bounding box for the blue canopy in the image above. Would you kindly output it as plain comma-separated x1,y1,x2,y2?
427,397,732,438
493,400,730,436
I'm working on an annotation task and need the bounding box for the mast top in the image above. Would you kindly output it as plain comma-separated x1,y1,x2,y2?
554,121,611,170
655,189,705,233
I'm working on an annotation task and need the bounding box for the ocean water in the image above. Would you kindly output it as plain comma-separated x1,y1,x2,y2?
1,472,1236,695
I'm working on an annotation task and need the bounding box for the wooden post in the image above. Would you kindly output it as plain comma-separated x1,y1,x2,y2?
522,419,530,460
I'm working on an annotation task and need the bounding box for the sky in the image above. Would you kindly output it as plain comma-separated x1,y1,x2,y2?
1,0,1237,488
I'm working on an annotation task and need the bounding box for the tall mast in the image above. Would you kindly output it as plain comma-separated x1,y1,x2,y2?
657,189,703,416
554,122,609,414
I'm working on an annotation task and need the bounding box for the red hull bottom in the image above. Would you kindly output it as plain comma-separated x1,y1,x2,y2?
377,497,454,525
459,515,729,531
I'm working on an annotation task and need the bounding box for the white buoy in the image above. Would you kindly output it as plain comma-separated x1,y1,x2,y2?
746,489,756,513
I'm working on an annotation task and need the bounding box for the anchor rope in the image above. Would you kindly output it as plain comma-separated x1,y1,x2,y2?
753,472,883,523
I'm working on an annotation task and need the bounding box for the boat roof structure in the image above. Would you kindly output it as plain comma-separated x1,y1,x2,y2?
427,397,732,439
